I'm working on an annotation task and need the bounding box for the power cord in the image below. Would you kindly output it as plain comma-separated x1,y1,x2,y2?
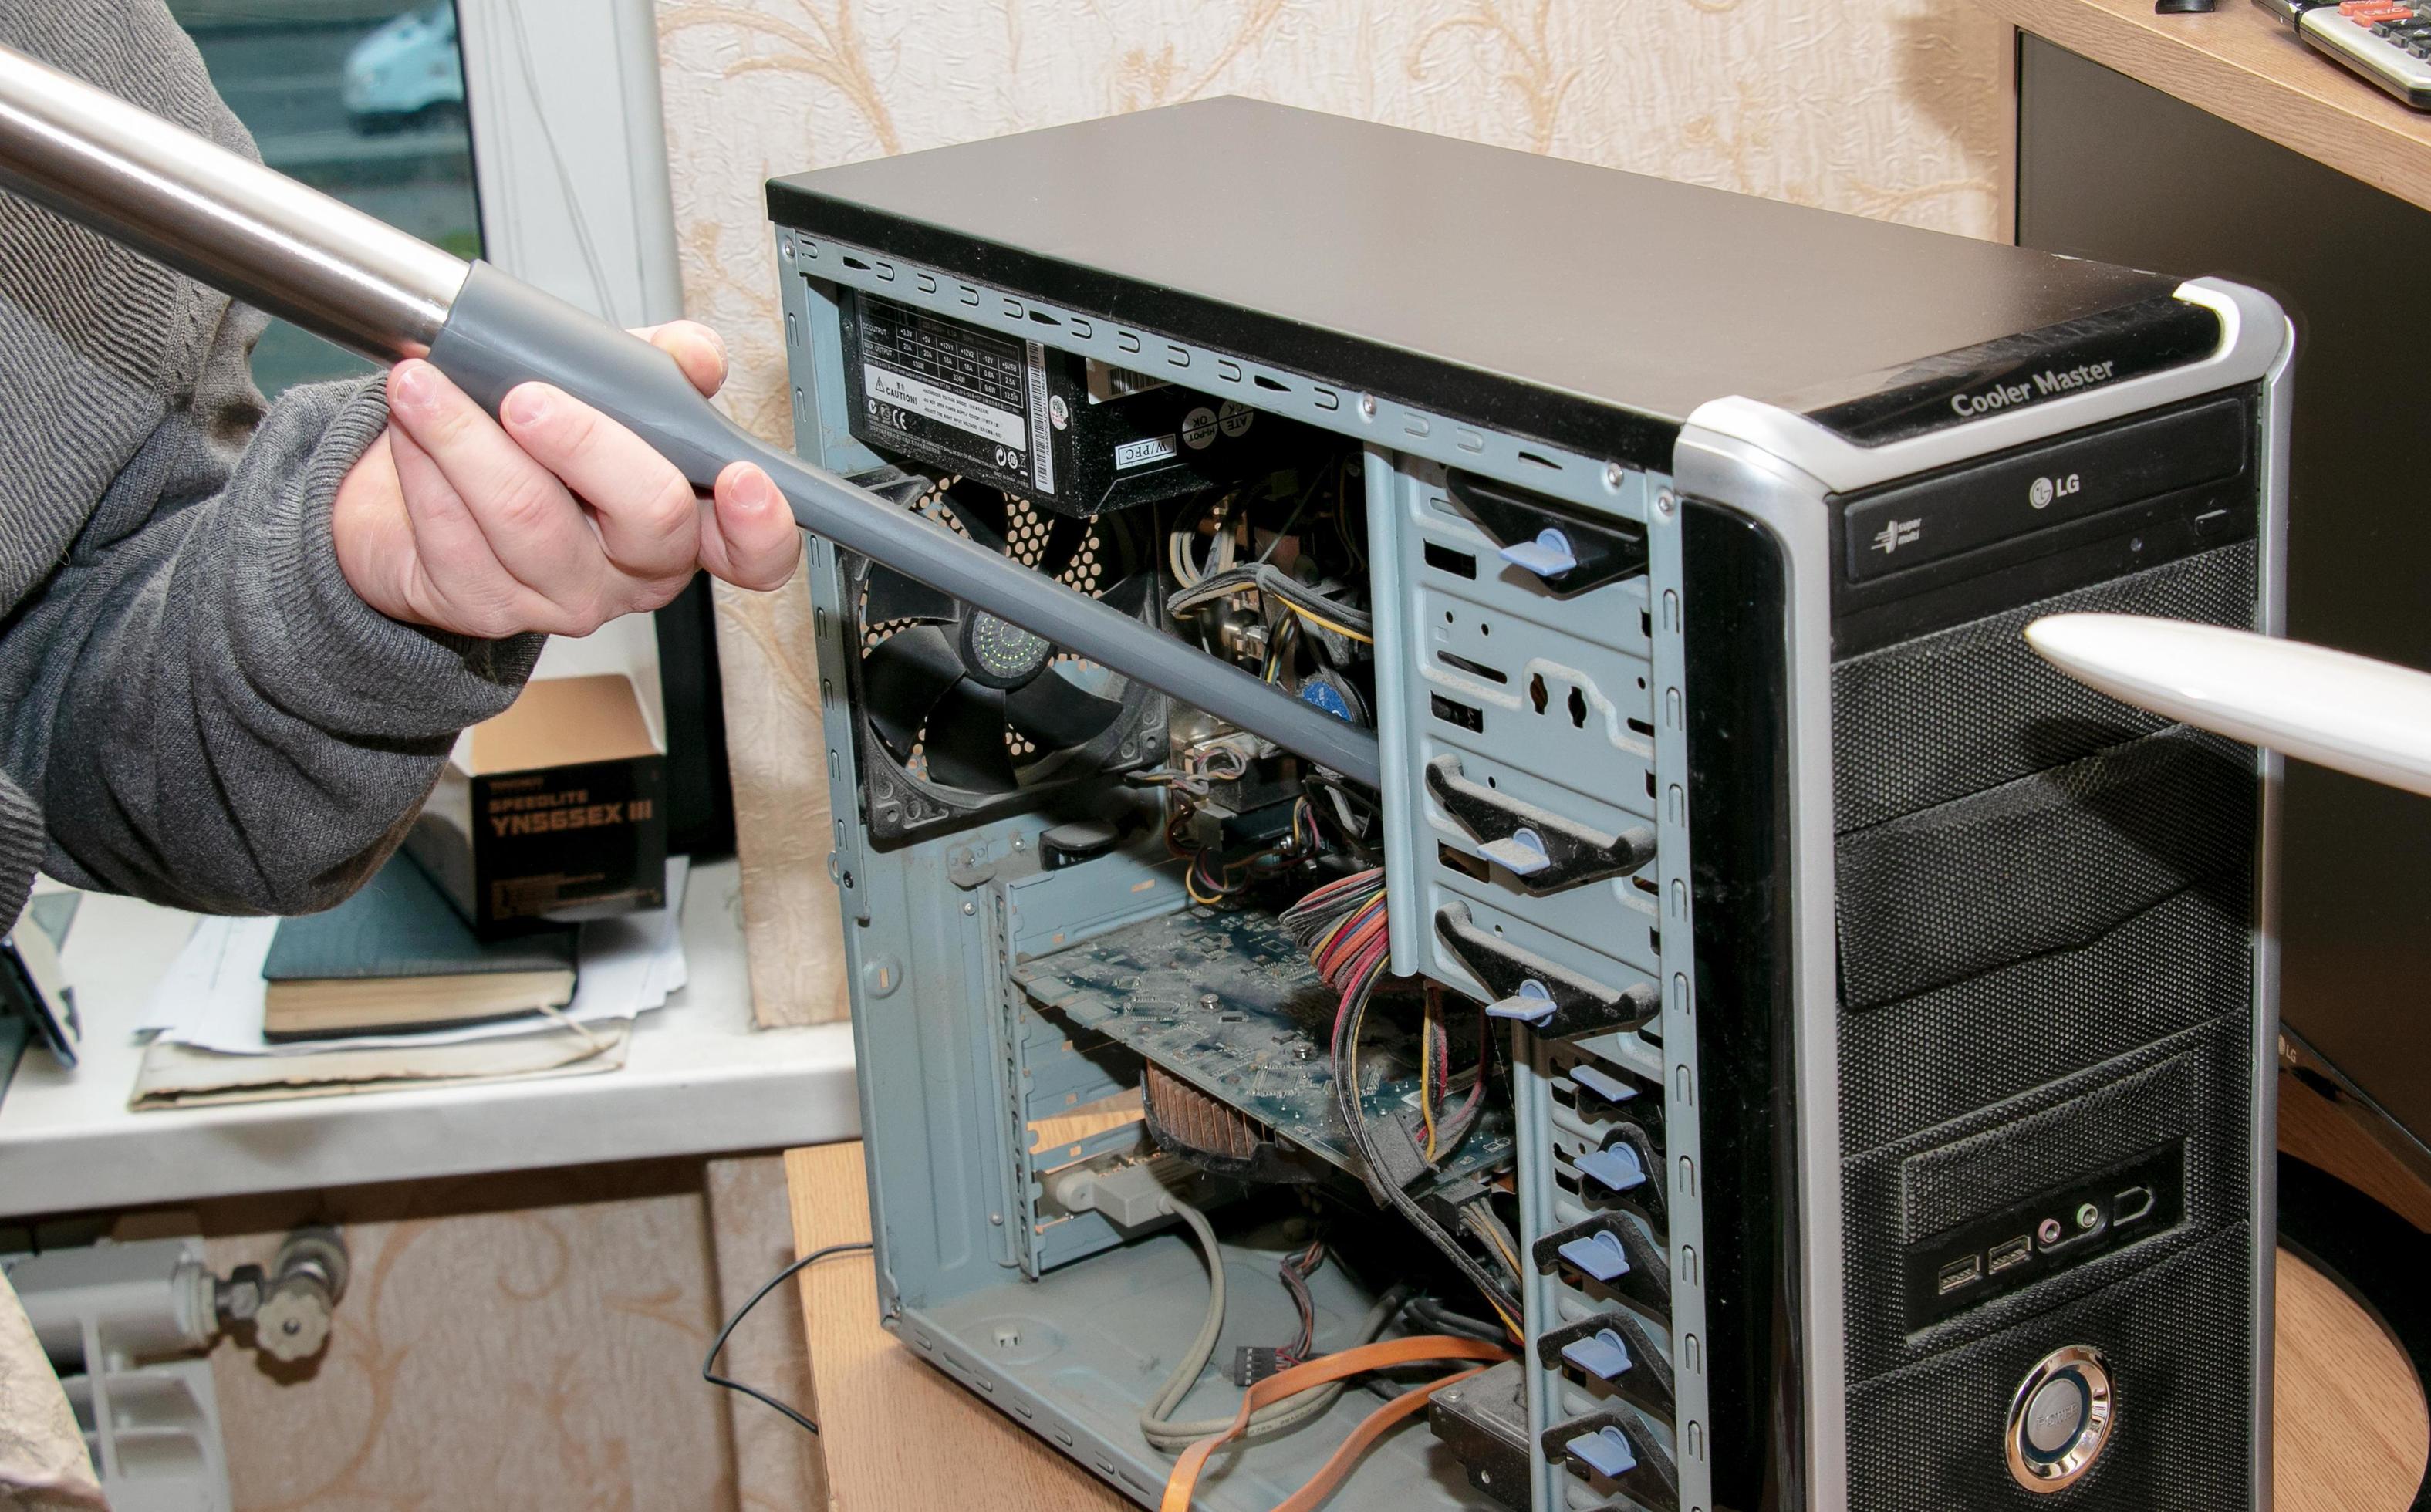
1134,1193,1411,1451
701,1240,874,1435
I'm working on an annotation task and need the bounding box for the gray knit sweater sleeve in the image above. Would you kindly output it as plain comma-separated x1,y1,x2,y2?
0,2,541,918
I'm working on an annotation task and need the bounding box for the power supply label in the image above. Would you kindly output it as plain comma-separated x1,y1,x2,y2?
856,296,1034,474
864,364,1025,450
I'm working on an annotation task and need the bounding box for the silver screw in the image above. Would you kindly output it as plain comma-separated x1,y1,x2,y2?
1358,393,1377,419
1603,461,1625,490
1200,993,1221,1011
781,241,795,261
962,901,976,915
1653,488,1676,520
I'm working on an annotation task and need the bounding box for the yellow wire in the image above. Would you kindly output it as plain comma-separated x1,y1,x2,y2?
1484,1220,1522,1278
1348,997,1518,1340
1420,992,1440,1161
1469,1217,1525,1342
1311,904,1366,960
1284,600,1373,645
1494,1304,1524,1343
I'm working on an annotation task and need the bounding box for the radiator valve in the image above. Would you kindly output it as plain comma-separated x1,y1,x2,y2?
215,1225,349,1363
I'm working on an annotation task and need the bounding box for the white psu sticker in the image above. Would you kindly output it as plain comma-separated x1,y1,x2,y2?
1115,434,1179,470
1025,339,1055,493
1085,358,1170,404
863,363,1027,451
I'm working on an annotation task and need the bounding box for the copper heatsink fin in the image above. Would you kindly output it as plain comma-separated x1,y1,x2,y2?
1142,1062,1264,1161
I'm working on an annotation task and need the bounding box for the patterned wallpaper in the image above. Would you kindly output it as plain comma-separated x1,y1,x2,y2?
651,0,2012,1027
660,0,2009,439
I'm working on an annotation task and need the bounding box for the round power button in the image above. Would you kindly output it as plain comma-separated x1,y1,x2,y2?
2006,1345,2114,1493
2025,1376,2086,1453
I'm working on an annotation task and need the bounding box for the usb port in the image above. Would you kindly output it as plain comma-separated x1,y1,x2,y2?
1988,1236,2034,1275
1937,1254,1984,1295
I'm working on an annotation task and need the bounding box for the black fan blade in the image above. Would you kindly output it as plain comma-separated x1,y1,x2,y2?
862,563,957,628
940,480,1011,555
1097,571,1156,618
1006,668,1127,752
922,683,1018,791
1037,514,1090,580
863,625,964,764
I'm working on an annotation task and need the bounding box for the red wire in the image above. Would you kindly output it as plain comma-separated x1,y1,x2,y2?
1315,896,1387,980
1329,932,1393,1047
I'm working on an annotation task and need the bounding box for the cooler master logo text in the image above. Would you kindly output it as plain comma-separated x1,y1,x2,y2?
1947,359,2119,417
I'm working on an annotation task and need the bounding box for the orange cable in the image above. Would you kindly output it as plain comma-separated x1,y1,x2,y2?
1271,1365,1495,1512
1156,1335,1508,1512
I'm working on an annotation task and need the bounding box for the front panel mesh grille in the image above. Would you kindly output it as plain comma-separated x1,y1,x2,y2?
1832,542,2257,830
1838,886,2248,1153
1846,1225,2255,1512
1831,538,2260,1508
1841,1019,2250,1379
1835,726,2254,1010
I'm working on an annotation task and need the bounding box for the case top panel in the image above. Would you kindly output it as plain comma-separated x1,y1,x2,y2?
768,98,2185,468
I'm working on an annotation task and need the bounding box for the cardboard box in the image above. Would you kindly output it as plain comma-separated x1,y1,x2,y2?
407,673,667,936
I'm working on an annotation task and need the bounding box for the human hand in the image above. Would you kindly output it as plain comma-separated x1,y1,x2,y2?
332,321,800,639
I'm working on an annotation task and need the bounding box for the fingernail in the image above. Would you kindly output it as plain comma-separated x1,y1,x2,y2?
745,469,778,511
504,385,553,427
391,361,432,409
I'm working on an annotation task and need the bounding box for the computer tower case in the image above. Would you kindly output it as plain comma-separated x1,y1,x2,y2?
767,98,2288,1512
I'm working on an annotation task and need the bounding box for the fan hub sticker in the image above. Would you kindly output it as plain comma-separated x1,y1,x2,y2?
965,613,1052,683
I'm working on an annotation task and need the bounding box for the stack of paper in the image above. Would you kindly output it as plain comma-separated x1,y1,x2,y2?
128,858,690,1109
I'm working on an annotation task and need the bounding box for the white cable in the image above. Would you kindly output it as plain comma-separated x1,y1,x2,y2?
1136,1196,1406,1452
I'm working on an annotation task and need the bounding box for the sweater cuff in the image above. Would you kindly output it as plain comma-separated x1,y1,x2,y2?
257,378,543,742
0,775,43,928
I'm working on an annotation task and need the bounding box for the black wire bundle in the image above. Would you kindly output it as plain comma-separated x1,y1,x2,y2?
1275,1237,1327,1365
1300,771,1382,864
1279,872,1523,1332
1401,1294,1509,1345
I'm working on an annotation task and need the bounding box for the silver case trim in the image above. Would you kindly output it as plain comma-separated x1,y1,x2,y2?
1687,279,2285,494
1668,429,1851,1512
2251,308,2294,1512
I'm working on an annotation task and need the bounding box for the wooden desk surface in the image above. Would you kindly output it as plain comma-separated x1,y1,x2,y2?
1977,0,2431,214
788,1140,2427,1510
785,1142,1128,1512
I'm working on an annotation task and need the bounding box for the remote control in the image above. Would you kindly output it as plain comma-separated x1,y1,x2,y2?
2256,0,2431,108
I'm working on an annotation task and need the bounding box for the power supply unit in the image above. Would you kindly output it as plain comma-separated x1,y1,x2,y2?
839,288,1301,517
768,98,2284,1512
